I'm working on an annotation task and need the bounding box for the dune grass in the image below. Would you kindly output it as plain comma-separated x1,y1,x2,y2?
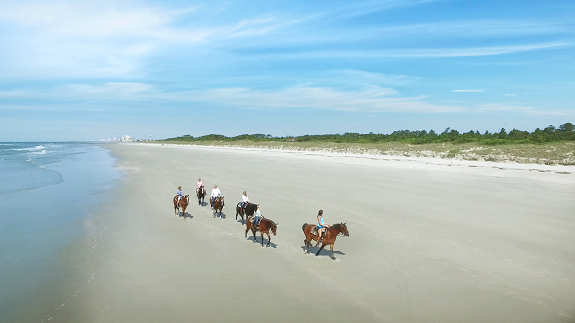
156,140,575,166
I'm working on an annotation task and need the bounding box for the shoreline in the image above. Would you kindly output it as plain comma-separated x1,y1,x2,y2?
52,142,575,322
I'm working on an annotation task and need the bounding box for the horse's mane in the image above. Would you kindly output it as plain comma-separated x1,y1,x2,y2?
264,218,277,227
330,223,343,230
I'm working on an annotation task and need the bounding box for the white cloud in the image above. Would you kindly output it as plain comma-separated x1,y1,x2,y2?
452,90,484,93
166,86,465,113
478,104,575,117
0,0,211,79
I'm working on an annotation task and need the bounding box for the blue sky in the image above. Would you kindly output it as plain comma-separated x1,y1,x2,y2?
0,0,574,141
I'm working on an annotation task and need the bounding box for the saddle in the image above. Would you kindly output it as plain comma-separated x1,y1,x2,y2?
311,226,319,236
249,215,263,228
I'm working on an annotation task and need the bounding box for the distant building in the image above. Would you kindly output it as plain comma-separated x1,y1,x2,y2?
120,135,132,142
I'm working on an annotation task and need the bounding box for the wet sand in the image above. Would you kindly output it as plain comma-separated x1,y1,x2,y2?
53,143,575,323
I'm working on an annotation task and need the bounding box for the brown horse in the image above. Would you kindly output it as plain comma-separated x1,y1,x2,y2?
212,196,224,218
302,223,349,259
236,202,257,224
196,186,206,206
173,195,190,218
245,217,277,247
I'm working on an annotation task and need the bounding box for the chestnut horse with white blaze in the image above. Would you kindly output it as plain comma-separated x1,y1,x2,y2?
173,195,190,218
246,217,277,247
302,222,349,259
212,196,224,218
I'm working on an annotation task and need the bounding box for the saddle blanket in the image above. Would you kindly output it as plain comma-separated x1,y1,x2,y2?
311,226,319,236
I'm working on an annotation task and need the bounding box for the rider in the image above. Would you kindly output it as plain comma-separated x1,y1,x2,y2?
176,186,184,202
196,178,203,195
252,204,262,227
241,191,249,209
211,184,221,207
316,209,329,246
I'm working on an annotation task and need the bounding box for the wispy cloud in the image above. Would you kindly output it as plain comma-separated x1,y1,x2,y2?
478,104,575,117
128,84,466,113
452,90,484,92
248,42,571,60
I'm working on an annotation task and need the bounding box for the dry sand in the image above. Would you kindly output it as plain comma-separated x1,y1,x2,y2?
50,143,575,323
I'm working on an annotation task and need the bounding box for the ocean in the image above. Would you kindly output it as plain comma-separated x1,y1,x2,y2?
0,142,121,322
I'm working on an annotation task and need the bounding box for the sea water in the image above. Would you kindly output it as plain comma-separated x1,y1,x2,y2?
0,142,121,322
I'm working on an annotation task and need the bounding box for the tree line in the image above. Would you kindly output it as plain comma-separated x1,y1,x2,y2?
163,123,575,145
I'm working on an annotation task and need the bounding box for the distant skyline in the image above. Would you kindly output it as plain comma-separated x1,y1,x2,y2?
1,0,574,141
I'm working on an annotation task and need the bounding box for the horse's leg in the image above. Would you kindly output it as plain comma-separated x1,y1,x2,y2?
266,232,271,247
316,243,326,256
260,230,265,247
330,243,336,260
253,228,257,244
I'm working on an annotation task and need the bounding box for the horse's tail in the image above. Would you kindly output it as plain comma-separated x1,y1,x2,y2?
302,223,308,232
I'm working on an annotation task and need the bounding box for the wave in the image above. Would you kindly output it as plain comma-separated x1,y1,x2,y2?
0,143,14,146
28,150,47,155
13,145,45,151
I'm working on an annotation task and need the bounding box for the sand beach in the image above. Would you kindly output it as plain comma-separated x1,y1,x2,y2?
49,143,575,323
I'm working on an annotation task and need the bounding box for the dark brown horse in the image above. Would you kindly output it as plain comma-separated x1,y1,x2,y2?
212,196,224,218
173,195,190,218
302,223,349,259
245,217,277,247
196,186,206,206
236,202,257,224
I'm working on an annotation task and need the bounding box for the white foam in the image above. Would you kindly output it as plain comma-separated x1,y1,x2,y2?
13,145,45,151
28,150,47,155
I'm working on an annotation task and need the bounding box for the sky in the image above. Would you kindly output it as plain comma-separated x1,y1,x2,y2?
0,0,574,141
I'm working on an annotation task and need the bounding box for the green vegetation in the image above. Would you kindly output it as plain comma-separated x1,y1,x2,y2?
158,123,575,166
163,123,575,145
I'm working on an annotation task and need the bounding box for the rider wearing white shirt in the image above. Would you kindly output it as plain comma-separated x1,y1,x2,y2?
211,185,221,207
241,191,249,208
252,205,262,227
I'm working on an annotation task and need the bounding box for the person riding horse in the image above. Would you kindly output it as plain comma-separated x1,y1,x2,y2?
241,191,249,209
252,204,262,227
211,185,221,208
196,178,203,195
316,209,330,246
176,186,184,202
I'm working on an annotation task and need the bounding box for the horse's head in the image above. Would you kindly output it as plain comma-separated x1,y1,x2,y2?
270,221,278,236
340,222,349,236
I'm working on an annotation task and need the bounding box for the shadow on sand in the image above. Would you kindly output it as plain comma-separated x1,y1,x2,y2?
246,235,277,248
300,245,345,257
177,212,194,220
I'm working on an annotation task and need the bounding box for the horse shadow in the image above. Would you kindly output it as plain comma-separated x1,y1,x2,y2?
178,212,194,220
300,245,345,257
246,235,277,248
197,201,207,207
213,211,226,219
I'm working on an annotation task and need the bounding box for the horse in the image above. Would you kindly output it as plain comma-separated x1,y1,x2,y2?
302,223,349,259
245,217,277,247
173,195,190,219
196,186,206,206
236,202,257,224
212,196,224,218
